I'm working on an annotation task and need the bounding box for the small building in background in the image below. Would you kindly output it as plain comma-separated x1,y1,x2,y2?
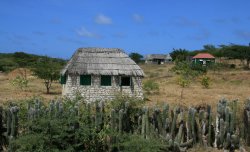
60,48,144,102
145,54,172,64
192,53,215,65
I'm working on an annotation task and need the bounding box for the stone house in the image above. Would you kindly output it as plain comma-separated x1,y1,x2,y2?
145,54,172,64
60,48,144,102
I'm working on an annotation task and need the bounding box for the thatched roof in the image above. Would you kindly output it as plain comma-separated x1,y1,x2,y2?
145,54,172,60
61,48,144,77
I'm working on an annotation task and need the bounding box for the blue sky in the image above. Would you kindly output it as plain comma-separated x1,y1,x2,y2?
0,0,250,59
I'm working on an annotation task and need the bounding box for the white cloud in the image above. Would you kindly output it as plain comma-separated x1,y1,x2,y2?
133,14,144,23
76,27,101,38
95,14,112,25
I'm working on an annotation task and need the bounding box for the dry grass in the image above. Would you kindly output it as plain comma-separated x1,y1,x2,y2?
0,68,61,105
140,63,250,110
0,65,249,109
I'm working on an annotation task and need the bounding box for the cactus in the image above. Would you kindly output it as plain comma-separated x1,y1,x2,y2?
118,109,124,134
207,105,212,147
154,108,163,135
49,100,55,118
175,123,183,144
94,101,105,131
137,115,142,134
230,100,237,133
225,107,230,134
191,108,197,144
171,107,179,139
244,99,250,146
219,118,225,147
111,109,116,131
10,106,19,138
6,109,11,136
162,104,169,134
145,107,150,139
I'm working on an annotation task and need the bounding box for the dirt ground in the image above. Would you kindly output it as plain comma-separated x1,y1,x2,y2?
0,68,61,105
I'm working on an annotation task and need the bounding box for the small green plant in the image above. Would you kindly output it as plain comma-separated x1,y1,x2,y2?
10,76,29,91
177,76,190,99
143,80,159,95
201,75,211,89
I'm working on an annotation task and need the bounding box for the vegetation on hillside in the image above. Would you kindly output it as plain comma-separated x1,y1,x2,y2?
0,52,66,72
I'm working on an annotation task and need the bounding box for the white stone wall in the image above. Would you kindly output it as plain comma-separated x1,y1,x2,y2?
62,75,143,102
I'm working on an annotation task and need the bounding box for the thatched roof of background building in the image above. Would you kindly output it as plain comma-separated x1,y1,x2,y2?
61,48,144,77
145,54,172,60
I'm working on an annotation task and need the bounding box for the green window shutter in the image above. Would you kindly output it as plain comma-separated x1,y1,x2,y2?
101,75,112,86
80,75,91,85
60,75,67,84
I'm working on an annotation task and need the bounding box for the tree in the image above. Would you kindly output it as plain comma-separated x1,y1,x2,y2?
129,53,143,63
170,49,189,62
31,57,61,94
221,44,250,68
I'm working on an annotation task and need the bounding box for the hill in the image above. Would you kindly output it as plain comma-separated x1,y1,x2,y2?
0,52,66,72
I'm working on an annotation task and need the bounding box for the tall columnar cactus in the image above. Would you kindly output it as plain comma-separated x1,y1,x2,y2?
6,108,11,136
171,107,179,139
175,123,184,144
34,99,41,118
187,108,193,140
244,99,250,146
111,109,116,131
219,118,225,147
10,106,19,138
230,100,237,133
95,101,103,131
141,107,149,139
118,109,124,134
162,104,169,134
0,106,2,129
207,105,212,147
153,108,163,135
123,101,132,133
225,107,230,134
49,100,55,118
191,108,197,144
145,107,150,139
0,106,3,151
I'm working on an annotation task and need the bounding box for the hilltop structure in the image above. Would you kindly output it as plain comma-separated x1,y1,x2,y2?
145,54,172,64
60,48,144,102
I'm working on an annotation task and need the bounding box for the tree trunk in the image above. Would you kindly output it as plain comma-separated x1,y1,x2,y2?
45,81,52,94
46,87,50,94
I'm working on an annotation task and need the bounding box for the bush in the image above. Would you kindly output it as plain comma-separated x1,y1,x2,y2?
143,80,159,95
10,76,29,91
201,75,211,89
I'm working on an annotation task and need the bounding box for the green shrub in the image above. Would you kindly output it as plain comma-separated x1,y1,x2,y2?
10,76,29,91
201,75,211,89
117,134,166,152
143,80,159,95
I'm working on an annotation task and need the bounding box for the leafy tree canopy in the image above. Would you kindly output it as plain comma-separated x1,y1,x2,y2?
129,52,143,63
31,57,62,94
170,48,189,62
